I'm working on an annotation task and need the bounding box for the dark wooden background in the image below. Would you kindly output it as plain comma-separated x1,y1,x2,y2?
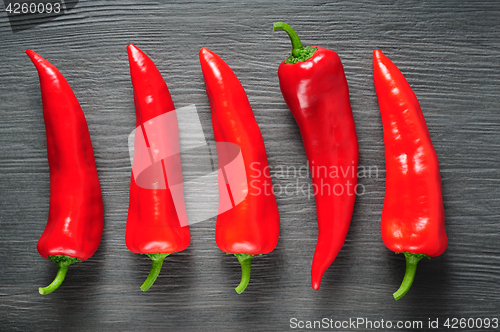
0,0,498,331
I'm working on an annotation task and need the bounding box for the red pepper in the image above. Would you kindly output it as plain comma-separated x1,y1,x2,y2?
125,44,190,291
27,50,104,295
274,23,359,291
199,48,280,294
373,49,448,300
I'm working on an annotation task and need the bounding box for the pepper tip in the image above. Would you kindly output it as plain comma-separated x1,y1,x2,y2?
373,49,386,62
26,49,38,61
199,47,210,56
311,280,321,291
127,44,142,59
311,269,323,290
199,48,216,62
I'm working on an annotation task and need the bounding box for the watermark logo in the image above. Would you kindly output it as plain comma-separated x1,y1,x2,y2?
128,104,379,226
128,105,248,226
3,0,79,32
247,163,378,199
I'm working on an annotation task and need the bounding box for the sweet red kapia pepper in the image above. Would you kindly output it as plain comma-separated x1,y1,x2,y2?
199,48,280,294
373,49,448,300
27,50,104,295
125,44,190,291
274,23,358,290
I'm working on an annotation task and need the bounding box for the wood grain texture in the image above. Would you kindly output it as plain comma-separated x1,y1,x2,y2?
0,0,498,330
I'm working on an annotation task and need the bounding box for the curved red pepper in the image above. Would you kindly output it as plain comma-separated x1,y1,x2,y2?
199,48,280,294
274,23,359,290
125,44,190,291
27,50,104,295
373,49,448,300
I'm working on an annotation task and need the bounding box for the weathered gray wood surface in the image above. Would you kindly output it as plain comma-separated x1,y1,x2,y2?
0,0,498,331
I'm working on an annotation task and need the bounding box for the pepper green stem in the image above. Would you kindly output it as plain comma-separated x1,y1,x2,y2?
273,22,318,64
230,253,253,294
39,255,82,295
393,252,430,300
273,22,303,56
140,253,170,292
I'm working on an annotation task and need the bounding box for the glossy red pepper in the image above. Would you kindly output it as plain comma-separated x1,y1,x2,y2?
125,44,190,291
199,48,280,294
274,23,359,290
373,49,448,300
27,50,104,295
